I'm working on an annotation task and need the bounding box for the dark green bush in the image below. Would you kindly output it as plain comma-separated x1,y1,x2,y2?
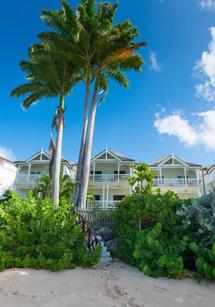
178,189,215,280
113,188,187,278
113,164,215,281
0,193,101,271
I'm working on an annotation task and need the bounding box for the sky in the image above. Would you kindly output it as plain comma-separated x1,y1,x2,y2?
1,0,215,165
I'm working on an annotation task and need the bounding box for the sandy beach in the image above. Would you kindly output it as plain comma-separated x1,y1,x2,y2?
0,260,214,307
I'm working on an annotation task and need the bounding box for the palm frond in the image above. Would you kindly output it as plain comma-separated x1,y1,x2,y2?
108,70,129,88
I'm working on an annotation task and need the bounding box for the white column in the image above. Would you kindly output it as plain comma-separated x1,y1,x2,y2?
106,185,109,203
102,184,105,203
93,162,95,182
196,169,200,193
159,167,162,185
118,162,120,182
184,168,187,186
27,164,31,181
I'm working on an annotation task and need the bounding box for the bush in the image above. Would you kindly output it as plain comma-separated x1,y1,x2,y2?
113,188,187,278
113,164,215,281
178,189,215,280
0,193,101,271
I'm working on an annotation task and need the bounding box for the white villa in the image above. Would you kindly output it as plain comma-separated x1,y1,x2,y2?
88,149,202,208
202,165,215,194
1,147,207,206
14,150,75,197
0,156,17,196
88,149,135,208
149,155,202,199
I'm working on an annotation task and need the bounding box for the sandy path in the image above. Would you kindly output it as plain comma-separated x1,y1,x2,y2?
0,260,214,307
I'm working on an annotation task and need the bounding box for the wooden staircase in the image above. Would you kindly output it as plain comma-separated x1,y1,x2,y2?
71,209,99,253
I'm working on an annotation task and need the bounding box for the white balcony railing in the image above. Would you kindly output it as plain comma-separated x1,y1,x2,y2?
15,174,42,183
87,201,118,209
90,174,130,183
153,178,199,187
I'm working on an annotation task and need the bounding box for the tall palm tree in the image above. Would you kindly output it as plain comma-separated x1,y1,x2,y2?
11,47,79,209
39,0,146,209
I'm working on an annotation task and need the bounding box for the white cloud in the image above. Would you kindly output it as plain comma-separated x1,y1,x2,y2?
150,52,161,71
199,0,215,10
154,113,198,146
154,109,215,151
0,147,16,161
194,27,215,101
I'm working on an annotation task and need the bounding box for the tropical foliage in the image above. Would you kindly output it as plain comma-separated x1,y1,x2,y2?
0,192,101,272
38,0,145,209
33,174,74,202
113,164,215,280
11,43,79,209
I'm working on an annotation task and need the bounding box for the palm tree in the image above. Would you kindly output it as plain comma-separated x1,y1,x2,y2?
39,0,118,207
38,0,146,209
33,174,74,202
11,47,79,209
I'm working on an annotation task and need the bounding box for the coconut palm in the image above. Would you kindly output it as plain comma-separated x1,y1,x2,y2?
38,0,145,209
11,47,79,209
39,0,119,207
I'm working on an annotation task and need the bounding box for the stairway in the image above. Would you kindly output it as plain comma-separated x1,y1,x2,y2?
96,236,112,263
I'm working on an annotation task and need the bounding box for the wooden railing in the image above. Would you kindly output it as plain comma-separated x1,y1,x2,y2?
87,201,118,209
70,208,100,252
76,208,115,230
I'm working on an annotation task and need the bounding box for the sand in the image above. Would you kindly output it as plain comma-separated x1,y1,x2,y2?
0,260,214,307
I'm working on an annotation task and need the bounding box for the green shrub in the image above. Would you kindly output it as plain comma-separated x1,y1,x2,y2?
0,193,101,271
178,189,215,280
113,188,187,278
113,164,215,281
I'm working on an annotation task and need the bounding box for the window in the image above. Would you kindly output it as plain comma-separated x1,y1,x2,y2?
113,195,125,201
154,175,164,185
30,171,41,175
94,195,101,201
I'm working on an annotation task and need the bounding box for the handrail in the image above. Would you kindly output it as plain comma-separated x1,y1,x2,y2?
70,208,99,253
90,174,130,182
153,178,200,187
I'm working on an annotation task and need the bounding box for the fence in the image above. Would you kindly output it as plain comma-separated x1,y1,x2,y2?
76,208,115,230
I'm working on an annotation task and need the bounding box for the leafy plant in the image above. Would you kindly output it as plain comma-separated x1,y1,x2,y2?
0,193,101,271
33,174,74,203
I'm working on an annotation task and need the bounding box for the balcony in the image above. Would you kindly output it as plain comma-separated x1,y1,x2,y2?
15,174,42,183
89,174,130,183
153,178,200,187
87,201,118,209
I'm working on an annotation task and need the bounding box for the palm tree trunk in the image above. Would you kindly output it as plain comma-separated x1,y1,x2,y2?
53,96,64,210
72,81,91,206
78,85,98,209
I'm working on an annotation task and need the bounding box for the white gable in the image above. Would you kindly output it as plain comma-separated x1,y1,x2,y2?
92,149,121,161
160,155,188,167
26,151,50,162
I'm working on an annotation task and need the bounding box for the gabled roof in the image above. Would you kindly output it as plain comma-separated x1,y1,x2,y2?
15,149,72,168
91,149,135,162
150,154,202,168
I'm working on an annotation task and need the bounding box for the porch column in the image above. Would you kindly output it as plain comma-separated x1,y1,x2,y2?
93,162,95,182
159,167,162,185
27,164,31,181
184,168,187,186
102,184,105,203
106,185,109,203
196,170,201,197
118,162,120,182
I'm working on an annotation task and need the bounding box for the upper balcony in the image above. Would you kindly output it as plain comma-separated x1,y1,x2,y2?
89,174,130,183
15,174,43,184
153,178,200,187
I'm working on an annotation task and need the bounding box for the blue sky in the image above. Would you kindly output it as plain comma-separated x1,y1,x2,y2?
1,0,215,164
